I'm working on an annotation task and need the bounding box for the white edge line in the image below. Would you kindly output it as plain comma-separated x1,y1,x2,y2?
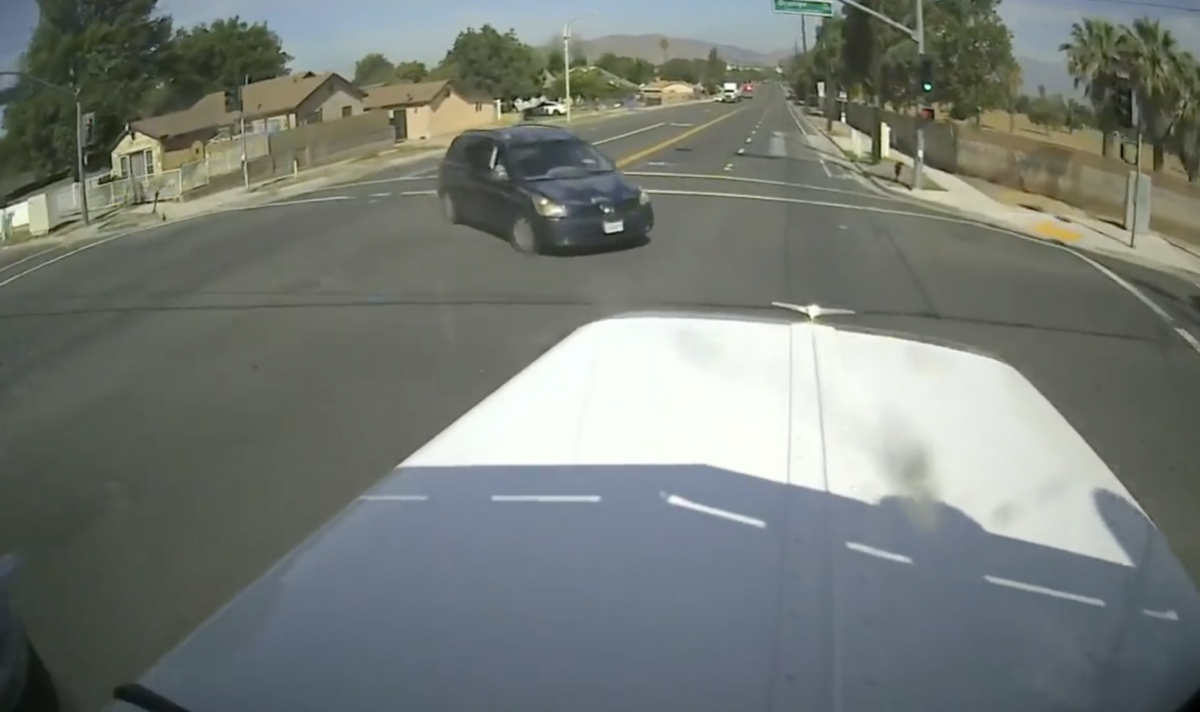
664,494,766,528
1175,327,1200,353
0,232,130,289
820,159,833,178
983,574,1106,607
845,541,913,563
359,495,429,502
0,245,66,277
623,171,881,200
491,495,602,503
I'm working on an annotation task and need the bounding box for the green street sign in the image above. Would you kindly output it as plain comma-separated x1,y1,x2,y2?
772,0,834,16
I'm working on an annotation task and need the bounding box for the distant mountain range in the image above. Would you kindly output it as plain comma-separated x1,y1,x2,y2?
578,34,1079,98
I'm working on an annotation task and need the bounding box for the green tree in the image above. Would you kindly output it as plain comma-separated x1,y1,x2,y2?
703,47,726,90
2,0,173,176
1060,17,1124,157
151,17,291,112
354,53,395,86
595,53,656,84
659,58,703,84
394,61,428,83
930,0,1016,123
436,25,541,100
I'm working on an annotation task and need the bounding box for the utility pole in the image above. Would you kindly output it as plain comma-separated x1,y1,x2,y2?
833,0,926,188
562,11,597,125
74,91,91,225
1,71,91,225
240,75,250,190
563,27,572,124
800,15,809,54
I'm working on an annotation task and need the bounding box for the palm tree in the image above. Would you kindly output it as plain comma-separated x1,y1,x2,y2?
1119,17,1186,172
659,37,669,65
1169,58,1200,180
1059,17,1124,157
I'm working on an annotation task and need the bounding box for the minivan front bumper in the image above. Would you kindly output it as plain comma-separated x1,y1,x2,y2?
536,203,655,253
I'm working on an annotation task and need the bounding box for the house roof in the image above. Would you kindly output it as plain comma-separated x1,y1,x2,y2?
363,80,486,109
130,71,357,140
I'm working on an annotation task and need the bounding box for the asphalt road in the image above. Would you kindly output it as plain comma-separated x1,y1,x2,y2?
2,84,1200,711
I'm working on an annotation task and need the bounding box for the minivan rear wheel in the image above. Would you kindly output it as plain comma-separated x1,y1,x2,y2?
441,192,458,225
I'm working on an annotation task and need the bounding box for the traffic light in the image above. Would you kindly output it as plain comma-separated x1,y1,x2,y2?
1112,77,1135,129
223,86,241,113
919,56,933,94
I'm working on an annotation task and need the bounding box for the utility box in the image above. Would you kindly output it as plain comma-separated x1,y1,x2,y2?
1123,171,1152,234
880,123,892,160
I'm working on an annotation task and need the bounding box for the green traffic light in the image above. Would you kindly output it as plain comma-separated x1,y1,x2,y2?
922,81,933,92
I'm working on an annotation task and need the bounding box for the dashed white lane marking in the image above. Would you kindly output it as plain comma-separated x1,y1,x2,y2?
359,495,429,502
369,192,392,198
491,495,602,503
845,542,912,564
663,493,766,529
1144,609,1180,621
745,137,753,143
820,159,833,178
983,575,1106,607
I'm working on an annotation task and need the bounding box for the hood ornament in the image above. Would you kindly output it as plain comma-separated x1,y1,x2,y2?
770,302,856,321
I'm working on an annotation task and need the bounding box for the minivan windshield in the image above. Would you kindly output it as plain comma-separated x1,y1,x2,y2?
507,139,615,181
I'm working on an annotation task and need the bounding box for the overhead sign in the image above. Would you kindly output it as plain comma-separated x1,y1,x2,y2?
772,0,834,16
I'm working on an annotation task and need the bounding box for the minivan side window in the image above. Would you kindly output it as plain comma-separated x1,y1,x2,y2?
462,138,495,172
446,135,470,162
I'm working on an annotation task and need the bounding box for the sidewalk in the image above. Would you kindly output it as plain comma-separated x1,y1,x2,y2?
795,107,1200,283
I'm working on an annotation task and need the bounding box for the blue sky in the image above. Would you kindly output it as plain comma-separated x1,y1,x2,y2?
1,0,1199,81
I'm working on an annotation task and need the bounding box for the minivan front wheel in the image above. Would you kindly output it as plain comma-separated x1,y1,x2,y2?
509,217,539,254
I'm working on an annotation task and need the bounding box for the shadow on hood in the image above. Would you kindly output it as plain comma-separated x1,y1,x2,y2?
117,463,1200,712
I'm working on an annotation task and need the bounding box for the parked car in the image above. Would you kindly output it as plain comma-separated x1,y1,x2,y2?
521,100,567,118
437,125,654,255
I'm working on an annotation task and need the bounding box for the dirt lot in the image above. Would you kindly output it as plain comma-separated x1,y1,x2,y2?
892,105,1189,179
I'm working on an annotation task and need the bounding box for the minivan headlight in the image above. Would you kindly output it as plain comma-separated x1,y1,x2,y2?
532,195,568,218
638,189,651,205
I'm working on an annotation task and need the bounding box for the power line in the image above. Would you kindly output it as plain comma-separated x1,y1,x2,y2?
1071,0,1200,12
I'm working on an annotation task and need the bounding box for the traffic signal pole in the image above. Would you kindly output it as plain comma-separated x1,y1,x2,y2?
914,0,926,190
831,0,926,188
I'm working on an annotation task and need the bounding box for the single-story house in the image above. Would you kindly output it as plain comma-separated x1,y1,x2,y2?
364,80,497,141
110,71,366,178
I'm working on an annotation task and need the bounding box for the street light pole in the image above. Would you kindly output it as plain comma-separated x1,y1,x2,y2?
1,71,90,225
562,11,597,125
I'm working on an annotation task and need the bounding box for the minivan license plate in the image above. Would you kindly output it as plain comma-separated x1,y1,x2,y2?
602,220,624,234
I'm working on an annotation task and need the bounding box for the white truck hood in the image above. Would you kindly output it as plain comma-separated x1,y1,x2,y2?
119,311,1200,712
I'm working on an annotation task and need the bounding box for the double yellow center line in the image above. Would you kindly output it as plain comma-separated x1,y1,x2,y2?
615,106,748,168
